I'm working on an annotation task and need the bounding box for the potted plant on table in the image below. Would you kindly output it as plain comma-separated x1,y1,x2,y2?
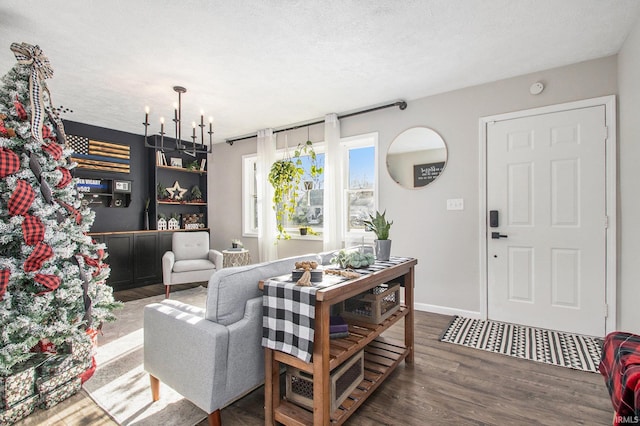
363,210,393,261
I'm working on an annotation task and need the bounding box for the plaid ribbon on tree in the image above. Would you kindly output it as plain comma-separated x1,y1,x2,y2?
11,43,55,146
23,242,54,272
0,269,8,301
57,200,82,224
42,142,62,160
41,124,56,142
55,166,72,188
0,147,20,178
74,255,93,327
12,95,27,120
22,214,45,246
34,273,61,294
8,179,35,216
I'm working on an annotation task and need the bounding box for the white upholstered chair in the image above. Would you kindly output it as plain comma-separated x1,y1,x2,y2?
162,231,223,298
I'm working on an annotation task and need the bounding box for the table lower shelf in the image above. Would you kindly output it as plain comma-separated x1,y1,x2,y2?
274,336,408,425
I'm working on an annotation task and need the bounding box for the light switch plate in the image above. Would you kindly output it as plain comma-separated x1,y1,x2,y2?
447,198,464,210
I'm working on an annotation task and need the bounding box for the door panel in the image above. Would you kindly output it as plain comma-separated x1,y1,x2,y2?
487,105,606,336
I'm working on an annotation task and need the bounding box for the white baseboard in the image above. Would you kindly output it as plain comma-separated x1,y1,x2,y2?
413,302,482,319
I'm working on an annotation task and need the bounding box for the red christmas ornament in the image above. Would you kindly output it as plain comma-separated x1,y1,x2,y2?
56,166,72,188
13,95,27,121
0,147,20,178
8,180,35,216
0,269,9,301
23,242,54,272
22,214,45,246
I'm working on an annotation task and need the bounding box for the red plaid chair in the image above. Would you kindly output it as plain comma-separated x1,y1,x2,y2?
599,331,640,425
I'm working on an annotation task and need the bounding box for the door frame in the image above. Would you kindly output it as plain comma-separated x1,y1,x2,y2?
478,95,617,334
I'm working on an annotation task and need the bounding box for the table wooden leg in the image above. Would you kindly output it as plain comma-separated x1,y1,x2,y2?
264,348,279,425
313,301,331,425
404,266,415,364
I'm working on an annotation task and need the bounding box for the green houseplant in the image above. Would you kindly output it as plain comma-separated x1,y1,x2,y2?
363,210,393,261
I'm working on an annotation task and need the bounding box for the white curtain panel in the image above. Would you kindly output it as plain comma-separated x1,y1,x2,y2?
256,128,278,261
323,113,343,251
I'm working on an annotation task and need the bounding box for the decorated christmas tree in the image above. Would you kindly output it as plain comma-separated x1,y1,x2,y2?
0,42,120,417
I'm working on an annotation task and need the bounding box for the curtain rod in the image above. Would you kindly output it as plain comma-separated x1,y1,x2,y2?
225,100,407,145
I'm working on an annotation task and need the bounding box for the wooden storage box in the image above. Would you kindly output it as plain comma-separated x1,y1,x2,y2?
340,283,400,324
286,350,364,413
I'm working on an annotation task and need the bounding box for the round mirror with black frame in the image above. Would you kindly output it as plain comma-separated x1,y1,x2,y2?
386,126,447,189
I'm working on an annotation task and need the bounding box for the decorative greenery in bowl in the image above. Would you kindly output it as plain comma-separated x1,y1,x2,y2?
331,249,375,269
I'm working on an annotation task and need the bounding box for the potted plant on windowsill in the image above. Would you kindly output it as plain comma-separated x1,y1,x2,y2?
363,210,393,261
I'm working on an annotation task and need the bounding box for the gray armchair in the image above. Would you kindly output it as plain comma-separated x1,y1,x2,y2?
162,231,222,298
144,254,320,425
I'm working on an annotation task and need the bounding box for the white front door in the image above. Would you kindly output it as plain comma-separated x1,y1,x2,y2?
486,105,608,337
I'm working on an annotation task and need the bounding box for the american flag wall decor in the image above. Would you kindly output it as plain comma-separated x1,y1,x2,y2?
67,134,130,173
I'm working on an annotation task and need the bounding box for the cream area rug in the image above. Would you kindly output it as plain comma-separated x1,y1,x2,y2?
84,286,209,425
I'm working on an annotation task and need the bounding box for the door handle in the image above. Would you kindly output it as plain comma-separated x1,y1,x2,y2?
491,232,508,239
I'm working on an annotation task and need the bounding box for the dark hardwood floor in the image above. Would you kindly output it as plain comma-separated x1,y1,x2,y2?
16,282,613,425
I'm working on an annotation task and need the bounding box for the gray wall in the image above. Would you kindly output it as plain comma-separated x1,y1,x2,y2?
618,17,640,333
208,53,637,331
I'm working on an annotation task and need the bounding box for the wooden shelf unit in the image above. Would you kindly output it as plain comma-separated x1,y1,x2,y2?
150,148,208,230
156,164,206,174
264,258,417,425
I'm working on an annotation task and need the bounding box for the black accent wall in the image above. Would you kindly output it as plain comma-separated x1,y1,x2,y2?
63,120,149,233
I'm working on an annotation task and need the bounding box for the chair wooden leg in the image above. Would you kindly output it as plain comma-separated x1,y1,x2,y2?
150,374,160,402
165,285,170,298
208,409,221,426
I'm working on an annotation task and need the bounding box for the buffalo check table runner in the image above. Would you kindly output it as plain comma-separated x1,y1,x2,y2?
262,280,317,363
261,257,412,363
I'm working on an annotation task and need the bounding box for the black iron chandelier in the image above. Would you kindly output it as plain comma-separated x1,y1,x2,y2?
143,85,213,156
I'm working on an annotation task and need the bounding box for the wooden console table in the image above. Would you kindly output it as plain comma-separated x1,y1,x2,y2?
263,257,417,425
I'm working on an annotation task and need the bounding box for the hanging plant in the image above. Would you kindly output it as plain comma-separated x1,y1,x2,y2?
268,139,323,239
269,158,303,239
294,140,324,188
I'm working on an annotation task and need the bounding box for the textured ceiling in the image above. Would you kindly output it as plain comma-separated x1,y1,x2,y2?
0,1,639,142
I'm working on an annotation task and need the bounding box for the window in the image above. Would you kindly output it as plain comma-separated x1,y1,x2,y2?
242,155,258,236
283,152,325,232
242,133,376,242
242,149,326,237
342,133,378,244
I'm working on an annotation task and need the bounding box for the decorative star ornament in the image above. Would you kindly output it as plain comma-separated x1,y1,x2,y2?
166,180,188,200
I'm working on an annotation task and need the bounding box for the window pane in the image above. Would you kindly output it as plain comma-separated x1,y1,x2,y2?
347,190,374,231
347,146,375,232
349,147,375,190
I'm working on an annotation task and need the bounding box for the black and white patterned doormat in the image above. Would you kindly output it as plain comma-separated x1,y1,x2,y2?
440,316,603,373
